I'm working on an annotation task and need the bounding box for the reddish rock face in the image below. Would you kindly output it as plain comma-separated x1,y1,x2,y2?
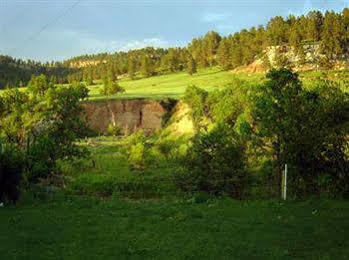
82,99,171,135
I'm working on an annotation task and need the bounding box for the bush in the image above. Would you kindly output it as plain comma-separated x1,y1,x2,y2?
0,141,24,204
183,85,208,128
125,131,150,170
174,124,248,198
107,123,122,136
100,81,125,96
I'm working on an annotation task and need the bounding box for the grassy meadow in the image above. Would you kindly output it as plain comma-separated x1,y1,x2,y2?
2,68,349,259
1,195,349,259
87,67,264,100
2,67,349,101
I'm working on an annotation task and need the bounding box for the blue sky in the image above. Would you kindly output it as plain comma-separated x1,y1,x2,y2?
0,0,348,61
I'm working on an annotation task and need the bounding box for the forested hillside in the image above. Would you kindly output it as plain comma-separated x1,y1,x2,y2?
0,55,78,89
2,8,349,89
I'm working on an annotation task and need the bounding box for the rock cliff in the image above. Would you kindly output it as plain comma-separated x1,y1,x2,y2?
82,99,177,135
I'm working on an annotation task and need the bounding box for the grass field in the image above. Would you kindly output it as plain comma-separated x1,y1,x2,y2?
2,67,349,101
59,136,177,199
85,67,264,100
1,197,349,259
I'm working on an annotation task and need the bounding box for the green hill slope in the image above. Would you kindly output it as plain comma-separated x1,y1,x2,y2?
88,67,263,100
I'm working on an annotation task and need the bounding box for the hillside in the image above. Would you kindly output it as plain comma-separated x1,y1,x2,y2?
86,67,263,100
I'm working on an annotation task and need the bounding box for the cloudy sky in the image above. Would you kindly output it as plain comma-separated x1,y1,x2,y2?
0,0,348,61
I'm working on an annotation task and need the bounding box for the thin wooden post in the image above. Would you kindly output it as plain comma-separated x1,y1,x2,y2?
282,164,287,200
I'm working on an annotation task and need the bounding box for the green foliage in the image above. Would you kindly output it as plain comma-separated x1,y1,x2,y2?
127,57,137,80
175,125,248,198
125,131,149,170
27,74,54,96
140,55,154,78
183,85,208,128
186,56,197,75
0,78,90,184
217,38,232,70
0,139,24,204
107,123,122,136
100,80,125,96
251,69,349,197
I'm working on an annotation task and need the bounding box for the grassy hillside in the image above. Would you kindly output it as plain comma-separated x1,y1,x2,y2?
2,67,349,100
88,67,264,100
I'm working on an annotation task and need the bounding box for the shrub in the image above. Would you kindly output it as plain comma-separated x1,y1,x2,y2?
100,81,125,96
183,85,208,129
125,131,150,170
0,140,24,204
174,124,248,198
107,123,122,136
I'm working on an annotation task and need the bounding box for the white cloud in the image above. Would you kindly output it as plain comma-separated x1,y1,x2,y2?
118,38,170,52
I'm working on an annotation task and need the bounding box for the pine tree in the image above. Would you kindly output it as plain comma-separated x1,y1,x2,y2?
289,20,303,54
186,56,197,75
217,38,232,71
107,65,117,82
128,57,136,80
203,31,222,66
267,16,289,45
306,11,323,42
140,55,153,78
231,44,243,68
320,11,343,59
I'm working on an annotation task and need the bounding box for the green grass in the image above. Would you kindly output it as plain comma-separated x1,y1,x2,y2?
2,67,349,100
59,136,178,199
87,67,264,100
1,197,349,259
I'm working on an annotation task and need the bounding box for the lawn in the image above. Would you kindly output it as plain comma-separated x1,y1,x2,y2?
1,197,348,259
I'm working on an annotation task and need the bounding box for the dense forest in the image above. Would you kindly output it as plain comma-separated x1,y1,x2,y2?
2,8,349,88
0,55,79,89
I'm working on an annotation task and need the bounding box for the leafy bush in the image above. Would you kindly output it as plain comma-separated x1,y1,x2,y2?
0,140,24,204
251,69,349,197
107,123,122,136
0,76,90,183
124,131,150,170
100,81,125,96
183,85,208,128
174,125,248,198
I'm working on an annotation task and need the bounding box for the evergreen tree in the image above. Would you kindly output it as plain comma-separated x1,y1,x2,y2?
267,16,289,45
203,31,222,66
306,11,323,42
128,57,136,80
217,38,232,71
321,11,343,59
186,56,197,75
140,55,153,78
289,20,303,54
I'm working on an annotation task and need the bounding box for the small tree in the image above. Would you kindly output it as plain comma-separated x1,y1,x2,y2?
0,79,90,183
100,80,125,96
251,68,349,197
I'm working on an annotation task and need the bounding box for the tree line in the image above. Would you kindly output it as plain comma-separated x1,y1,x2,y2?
0,55,79,89
2,8,349,88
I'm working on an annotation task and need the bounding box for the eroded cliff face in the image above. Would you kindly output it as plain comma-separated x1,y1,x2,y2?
82,99,175,135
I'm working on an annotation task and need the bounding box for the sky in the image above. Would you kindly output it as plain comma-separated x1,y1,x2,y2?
0,0,348,62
